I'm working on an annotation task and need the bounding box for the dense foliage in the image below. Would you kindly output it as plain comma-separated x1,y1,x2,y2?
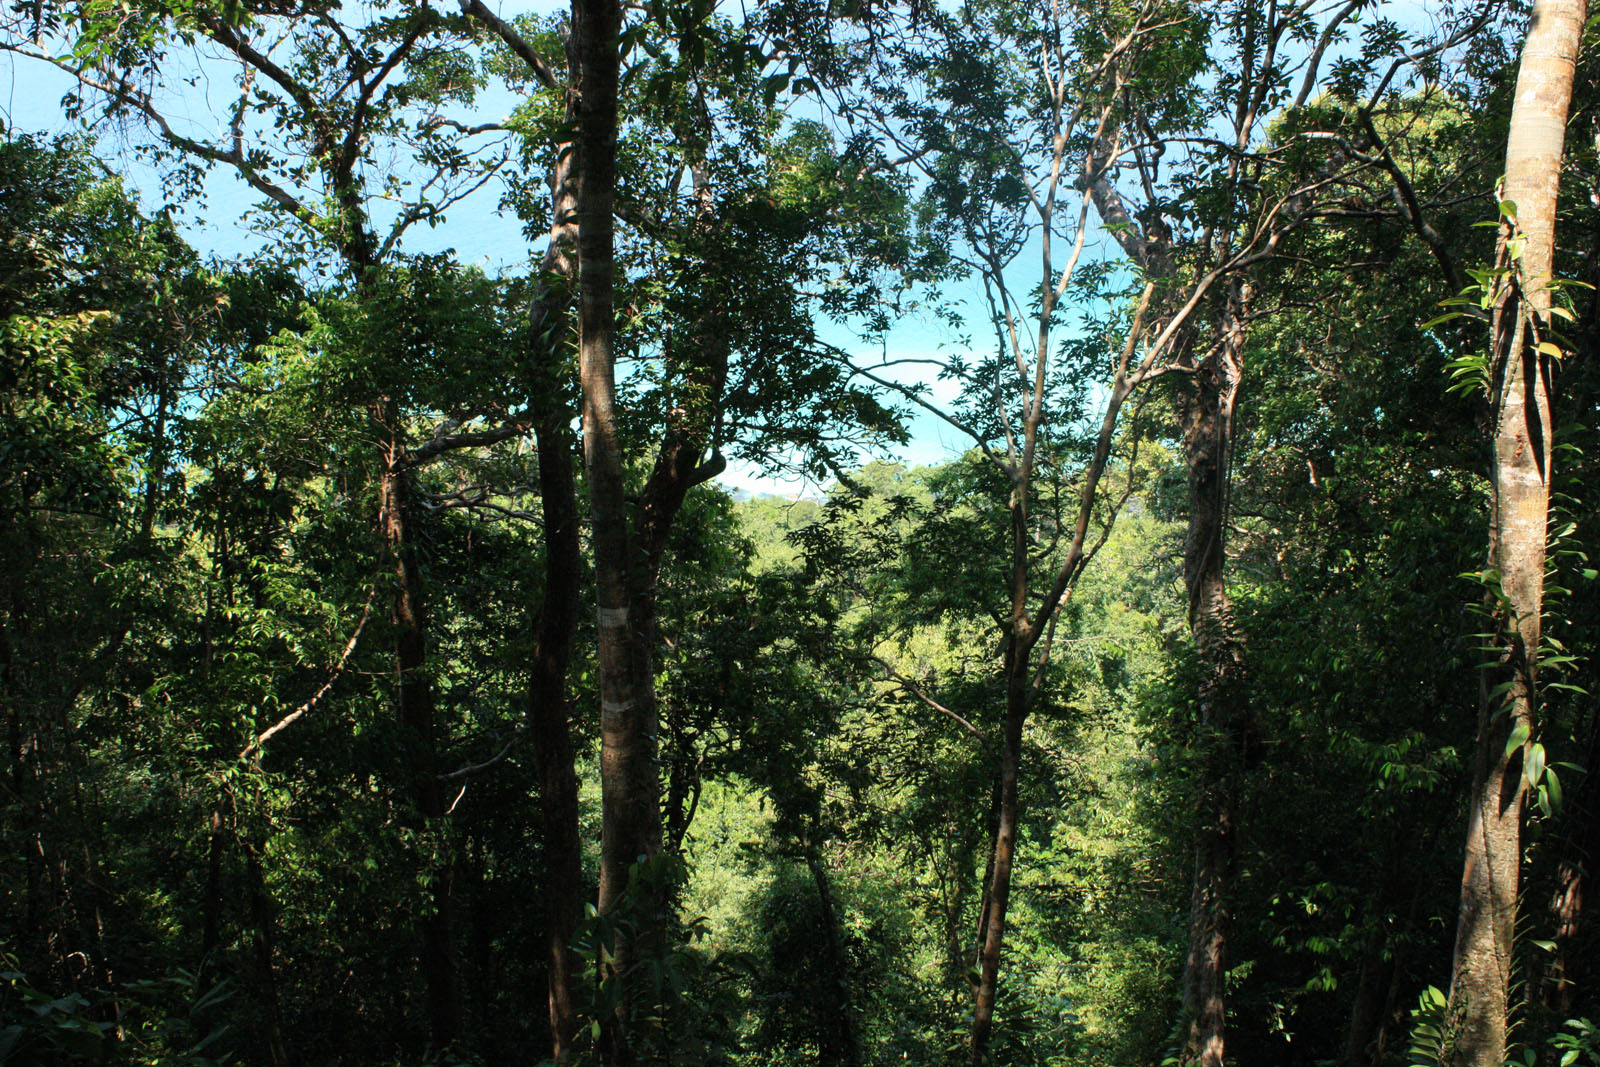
2,1,1599,1066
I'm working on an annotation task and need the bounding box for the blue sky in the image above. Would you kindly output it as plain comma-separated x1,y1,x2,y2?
1,21,977,496
0,0,1453,495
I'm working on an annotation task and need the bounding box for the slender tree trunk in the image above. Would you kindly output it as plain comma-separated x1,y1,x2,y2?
460,848,493,1051
525,61,586,1063
1342,927,1388,1067
663,724,699,852
243,836,289,1067
803,846,863,1067
941,831,975,995
1342,843,1408,1067
572,0,659,1058
1444,3,1583,1063
1180,279,1252,1067
635,167,729,861
528,401,582,1065
969,644,1027,1064
378,433,462,1051
138,347,173,541
199,805,227,989
531,419,583,1063
343,206,461,1052
1,587,45,968
972,769,1002,970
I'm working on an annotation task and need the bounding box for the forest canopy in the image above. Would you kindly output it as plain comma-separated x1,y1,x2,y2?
1,0,1598,1065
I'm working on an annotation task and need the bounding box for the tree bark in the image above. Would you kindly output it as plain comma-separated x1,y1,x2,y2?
1180,279,1254,1067
572,0,660,1057
804,846,863,1067
523,52,586,1063
1443,3,1583,1065
969,650,1025,1065
243,836,290,1067
378,434,462,1051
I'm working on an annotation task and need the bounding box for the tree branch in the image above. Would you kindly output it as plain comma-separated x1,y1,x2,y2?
870,654,987,740
406,417,532,466
458,0,563,90
240,586,376,761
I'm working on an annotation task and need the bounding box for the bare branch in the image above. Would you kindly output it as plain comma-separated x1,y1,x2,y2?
459,0,563,90
379,151,509,259
1290,0,1365,111
341,10,433,176
871,654,988,740
240,586,377,761
1362,0,1500,109
200,16,323,124
423,117,512,136
835,349,1003,468
406,416,533,466
439,726,528,781
1355,109,1466,293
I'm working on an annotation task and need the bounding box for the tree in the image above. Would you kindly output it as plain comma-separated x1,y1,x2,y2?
795,0,1408,1054
1068,2,1502,1057
484,3,924,1051
1,0,605,1046
567,1,667,1059
0,129,211,999
9,3,1600,1064
1443,1,1587,1063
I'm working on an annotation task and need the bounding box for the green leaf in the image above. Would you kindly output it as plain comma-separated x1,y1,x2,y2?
1504,721,1530,756
1525,742,1546,788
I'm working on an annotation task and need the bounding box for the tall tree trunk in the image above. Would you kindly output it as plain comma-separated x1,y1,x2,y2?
243,836,289,1067
527,59,586,1064
572,0,660,1058
1342,842,1410,1067
138,346,173,541
804,845,863,1067
1342,926,1389,1067
344,197,461,1051
199,805,228,993
969,759,1003,990
635,161,728,861
378,433,462,1051
1180,279,1252,1067
531,415,583,1064
940,831,976,996
1444,3,1583,1063
969,644,1027,1064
